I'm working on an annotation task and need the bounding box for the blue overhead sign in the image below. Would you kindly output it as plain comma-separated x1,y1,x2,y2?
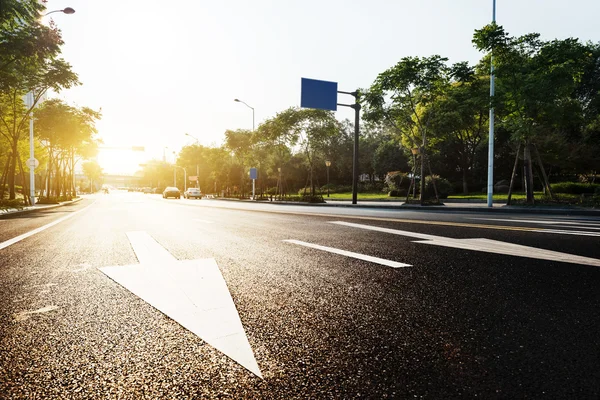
300,78,338,111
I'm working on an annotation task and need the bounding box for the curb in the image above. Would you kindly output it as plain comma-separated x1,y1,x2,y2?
0,197,83,217
207,197,600,217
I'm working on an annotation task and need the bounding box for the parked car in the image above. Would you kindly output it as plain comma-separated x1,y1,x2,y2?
162,187,181,199
143,187,153,194
184,188,202,199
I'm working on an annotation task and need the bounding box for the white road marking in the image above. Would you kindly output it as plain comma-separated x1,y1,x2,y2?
283,239,412,268
469,217,600,228
13,305,59,322
330,221,600,267
0,202,95,251
531,229,600,237
193,219,215,224
99,231,262,378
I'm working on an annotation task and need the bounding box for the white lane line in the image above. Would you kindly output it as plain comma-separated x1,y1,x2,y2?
468,217,600,228
193,219,215,224
0,202,95,251
283,239,412,268
531,229,600,237
330,221,600,267
100,231,262,378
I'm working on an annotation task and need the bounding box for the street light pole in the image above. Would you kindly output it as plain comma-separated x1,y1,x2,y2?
487,0,497,207
234,99,255,131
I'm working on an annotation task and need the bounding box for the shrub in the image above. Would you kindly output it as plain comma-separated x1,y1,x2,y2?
388,189,407,197
0,199,26,209
424,176,453,199
550,182,600,195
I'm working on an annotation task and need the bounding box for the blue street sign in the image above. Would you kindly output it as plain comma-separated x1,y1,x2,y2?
249,168,257,180
300,78,338,111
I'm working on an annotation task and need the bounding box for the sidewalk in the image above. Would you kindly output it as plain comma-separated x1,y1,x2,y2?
0,197,83,216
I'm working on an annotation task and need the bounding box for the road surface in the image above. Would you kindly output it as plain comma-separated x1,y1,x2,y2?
1,191,598,398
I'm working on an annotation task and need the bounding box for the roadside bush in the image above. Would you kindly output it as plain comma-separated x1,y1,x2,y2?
424,176,453,199
388,189,407,197
0,199,26,209
550,182,600,194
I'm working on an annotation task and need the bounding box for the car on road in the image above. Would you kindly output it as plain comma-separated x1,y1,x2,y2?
184,188,202,199
143,187,153,194
162,187,181,199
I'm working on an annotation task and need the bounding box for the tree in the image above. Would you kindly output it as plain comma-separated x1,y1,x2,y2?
473,24,595,203
82,161,102,193
34,99,100,198
426,62,489,194
0,0,79,202
363,55,451,202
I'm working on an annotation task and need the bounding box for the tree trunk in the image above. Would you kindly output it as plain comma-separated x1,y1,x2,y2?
462,168,468,195
506,143,521,206
0,155,11,199
17,155,30,205
427,159,439,202
524,143,535,204
533,144,553,200
8,142,18,200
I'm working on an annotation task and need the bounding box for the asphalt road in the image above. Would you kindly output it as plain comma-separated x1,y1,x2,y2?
1,191,598,399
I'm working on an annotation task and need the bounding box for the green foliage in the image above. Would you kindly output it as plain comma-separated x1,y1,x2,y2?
0,198,25,209
424,176,453,199
550,182,600,194
388,189,407,197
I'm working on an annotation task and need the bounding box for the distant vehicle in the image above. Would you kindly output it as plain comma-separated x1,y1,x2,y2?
162,187,181,199
184,188,202,199
143,187,153,194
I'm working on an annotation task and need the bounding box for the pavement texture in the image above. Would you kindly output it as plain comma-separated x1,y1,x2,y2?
0,192,598,398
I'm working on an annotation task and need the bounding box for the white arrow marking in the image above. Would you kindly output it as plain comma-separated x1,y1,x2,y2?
330,221,600,267
283,239,411,268
99,231,262,378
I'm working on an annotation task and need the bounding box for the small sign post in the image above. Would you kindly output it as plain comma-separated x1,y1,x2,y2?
249,168,257,200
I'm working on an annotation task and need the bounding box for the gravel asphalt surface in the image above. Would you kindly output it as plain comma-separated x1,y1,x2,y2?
0,192,598,398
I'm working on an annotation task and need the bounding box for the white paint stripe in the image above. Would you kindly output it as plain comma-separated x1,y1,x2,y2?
283,239,412,268
532,229,600,237
331,221,600,267
329,221,436,240
0,202,95,251
126,231,177,264
469,217,600,228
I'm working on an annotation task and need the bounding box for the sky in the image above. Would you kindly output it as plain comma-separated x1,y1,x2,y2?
43,0,600,175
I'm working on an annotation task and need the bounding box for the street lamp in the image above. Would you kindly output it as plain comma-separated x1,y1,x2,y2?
27,7,75,205
325,160,331,197
234,99,255,131
44,8,76,16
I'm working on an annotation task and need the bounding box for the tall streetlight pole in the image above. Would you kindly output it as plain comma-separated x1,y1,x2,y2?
234,99,255,131
26,7,76,205
486,0,497,208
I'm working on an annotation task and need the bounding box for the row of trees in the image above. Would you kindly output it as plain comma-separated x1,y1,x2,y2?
138,24,598,203
0,0,101,204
